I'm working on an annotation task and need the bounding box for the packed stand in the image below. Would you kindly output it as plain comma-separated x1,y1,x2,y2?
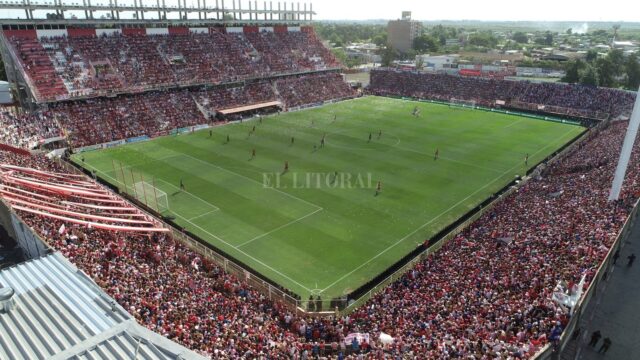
276,73,357,108
194,82,277,113
4,29,340,101
1,108,639,358
6,37,68,100
52,89,204,147
0,109,62,149
369,69,636,120
47,73,353,147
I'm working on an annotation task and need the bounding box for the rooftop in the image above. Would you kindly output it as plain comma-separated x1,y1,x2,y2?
0,252,206,360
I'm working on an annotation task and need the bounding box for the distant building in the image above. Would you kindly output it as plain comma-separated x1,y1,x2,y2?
416,54,459,70
387,11,422,53
445,38,461,47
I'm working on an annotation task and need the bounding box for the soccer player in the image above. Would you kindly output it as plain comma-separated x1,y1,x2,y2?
291,136,295,145
368,133,372,143
252,148,256,159
81,156,85,163
320,136,325,148
333,114,337,122
209,129,213,138
180,178,185,191
434,148,439,160
375,181,382,196
252,125,256,133
259,116,262,124
284,160,289,173
226,134,230,143
525,153,529,166
378,130,382,139
333,170,339,183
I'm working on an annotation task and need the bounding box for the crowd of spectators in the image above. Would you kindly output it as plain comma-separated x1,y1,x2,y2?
51,89,204,147
276,73,357,108
8,37,68,99
194,82,278,114
0,72,353,149
0,109,62,149
1,109,639,358
6,30,339,101
369,69,636,120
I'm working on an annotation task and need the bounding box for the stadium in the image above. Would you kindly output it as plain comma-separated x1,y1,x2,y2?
0,1,638,359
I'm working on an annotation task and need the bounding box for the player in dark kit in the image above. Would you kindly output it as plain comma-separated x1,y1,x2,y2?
320,134,326,148
251,148,256,159
180,178,185,191
284,161,289,173
434,148,439,160
291,136,295,145
226,135,230,143
368,133,372,143
525,153,529,166
375,181,382,196
378,130,382,139
209,130,212,138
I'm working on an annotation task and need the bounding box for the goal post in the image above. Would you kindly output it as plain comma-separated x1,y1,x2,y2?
449,98,477,109
133,181,169,213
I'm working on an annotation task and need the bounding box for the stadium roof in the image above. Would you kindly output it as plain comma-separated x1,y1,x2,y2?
0,252,207,360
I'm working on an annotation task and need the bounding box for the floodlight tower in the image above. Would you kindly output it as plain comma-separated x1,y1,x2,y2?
608,86,640,201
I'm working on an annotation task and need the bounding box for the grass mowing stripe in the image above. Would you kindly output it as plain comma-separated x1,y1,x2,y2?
319,125,580,294
76,96,584,298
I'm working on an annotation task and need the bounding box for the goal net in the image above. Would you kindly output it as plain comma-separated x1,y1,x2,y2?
133,181,169,213
449,98,477,109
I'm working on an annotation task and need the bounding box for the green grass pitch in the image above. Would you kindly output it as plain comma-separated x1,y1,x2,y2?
74,96,584,300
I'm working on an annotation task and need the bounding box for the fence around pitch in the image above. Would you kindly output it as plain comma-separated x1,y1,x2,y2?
58,108,597,316
336,105,596,316
58,157,307,312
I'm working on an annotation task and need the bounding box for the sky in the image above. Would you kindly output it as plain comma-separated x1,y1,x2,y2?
2,0,639,22
312,0,639,22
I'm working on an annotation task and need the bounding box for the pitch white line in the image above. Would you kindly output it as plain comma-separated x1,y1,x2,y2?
170,153,323,211
392,144,505,174
187,210,218,221
237,207,323,248
86,161,312,292
504,118,525,129
169,210,314,292
319,127,578,293
157,179,220,212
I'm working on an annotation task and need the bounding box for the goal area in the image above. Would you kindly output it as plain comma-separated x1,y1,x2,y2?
133,181,169,213
449,98,477,109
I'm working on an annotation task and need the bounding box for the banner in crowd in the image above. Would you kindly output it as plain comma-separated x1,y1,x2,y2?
126,135,151,144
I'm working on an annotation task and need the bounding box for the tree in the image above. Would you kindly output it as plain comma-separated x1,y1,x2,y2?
596,57,616,87
329,33,344,47
580,64,599,86
566,28,572,35
544,32,553,46
607,49,625,74
512,32,528,44
468,32,498,48
413,34,439,53
381,46,397,67
562,59,584,83
625,53,640,90
585,49,598,63
372,34,387,47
